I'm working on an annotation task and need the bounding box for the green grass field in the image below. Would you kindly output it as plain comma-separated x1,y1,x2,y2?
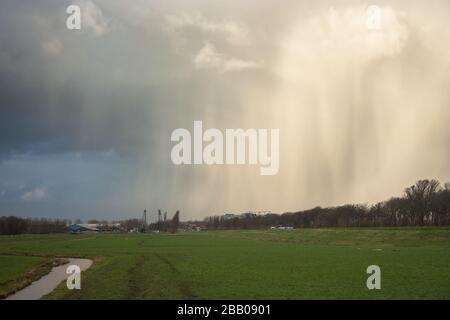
0,228,449,299
0,255,47,284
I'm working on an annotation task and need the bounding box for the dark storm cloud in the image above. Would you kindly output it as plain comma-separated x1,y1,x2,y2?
0,0,184,160
2,0,449,221
0,71,161,158
0,1,104,157
0,0,269,161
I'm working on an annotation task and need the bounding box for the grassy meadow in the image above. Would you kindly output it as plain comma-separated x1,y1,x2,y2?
0,228,449,299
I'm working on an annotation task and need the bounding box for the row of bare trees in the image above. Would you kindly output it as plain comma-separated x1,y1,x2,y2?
1,179,449,234
204,179,450,229
0,216,69,235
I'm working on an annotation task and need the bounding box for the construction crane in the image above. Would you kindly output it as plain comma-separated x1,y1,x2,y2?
141,209,147,232
158,209,162,231
171,210,180,233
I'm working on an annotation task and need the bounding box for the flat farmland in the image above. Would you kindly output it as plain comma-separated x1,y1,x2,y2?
0,228,449,299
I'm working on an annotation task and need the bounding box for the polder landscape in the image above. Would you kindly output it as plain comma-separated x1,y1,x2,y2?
0,227,449,300
2,0,450,304
1,179,450,300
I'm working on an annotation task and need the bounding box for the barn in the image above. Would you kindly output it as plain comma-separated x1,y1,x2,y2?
67,224,99,233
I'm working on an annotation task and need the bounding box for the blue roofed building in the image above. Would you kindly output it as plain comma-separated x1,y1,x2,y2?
67,224,99,233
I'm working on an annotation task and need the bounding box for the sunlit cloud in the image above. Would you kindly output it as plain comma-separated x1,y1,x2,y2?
76,0,109,36
165,12,249,45
194,42,264,73
41,39,63,56
21,187,48,202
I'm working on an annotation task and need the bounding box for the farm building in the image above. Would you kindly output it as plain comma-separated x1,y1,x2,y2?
67,224,99,233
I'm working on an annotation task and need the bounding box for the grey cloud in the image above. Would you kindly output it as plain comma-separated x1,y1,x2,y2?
0,0,269,160
0,1,179,160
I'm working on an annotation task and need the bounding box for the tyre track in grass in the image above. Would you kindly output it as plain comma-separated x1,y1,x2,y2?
154,253,197,299
127,255,147,300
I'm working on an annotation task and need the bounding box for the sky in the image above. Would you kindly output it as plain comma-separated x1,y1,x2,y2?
1,0,450,222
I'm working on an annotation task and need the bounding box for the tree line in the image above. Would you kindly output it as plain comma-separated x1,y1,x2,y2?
1,179,449,235
203,179,450,229
0,216,69,235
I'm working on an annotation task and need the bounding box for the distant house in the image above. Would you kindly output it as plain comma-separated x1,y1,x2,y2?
270,225,294,230
187,223,208,232
67,224,99,233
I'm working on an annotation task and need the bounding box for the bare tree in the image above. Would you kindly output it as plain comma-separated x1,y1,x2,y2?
405,179,440,225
